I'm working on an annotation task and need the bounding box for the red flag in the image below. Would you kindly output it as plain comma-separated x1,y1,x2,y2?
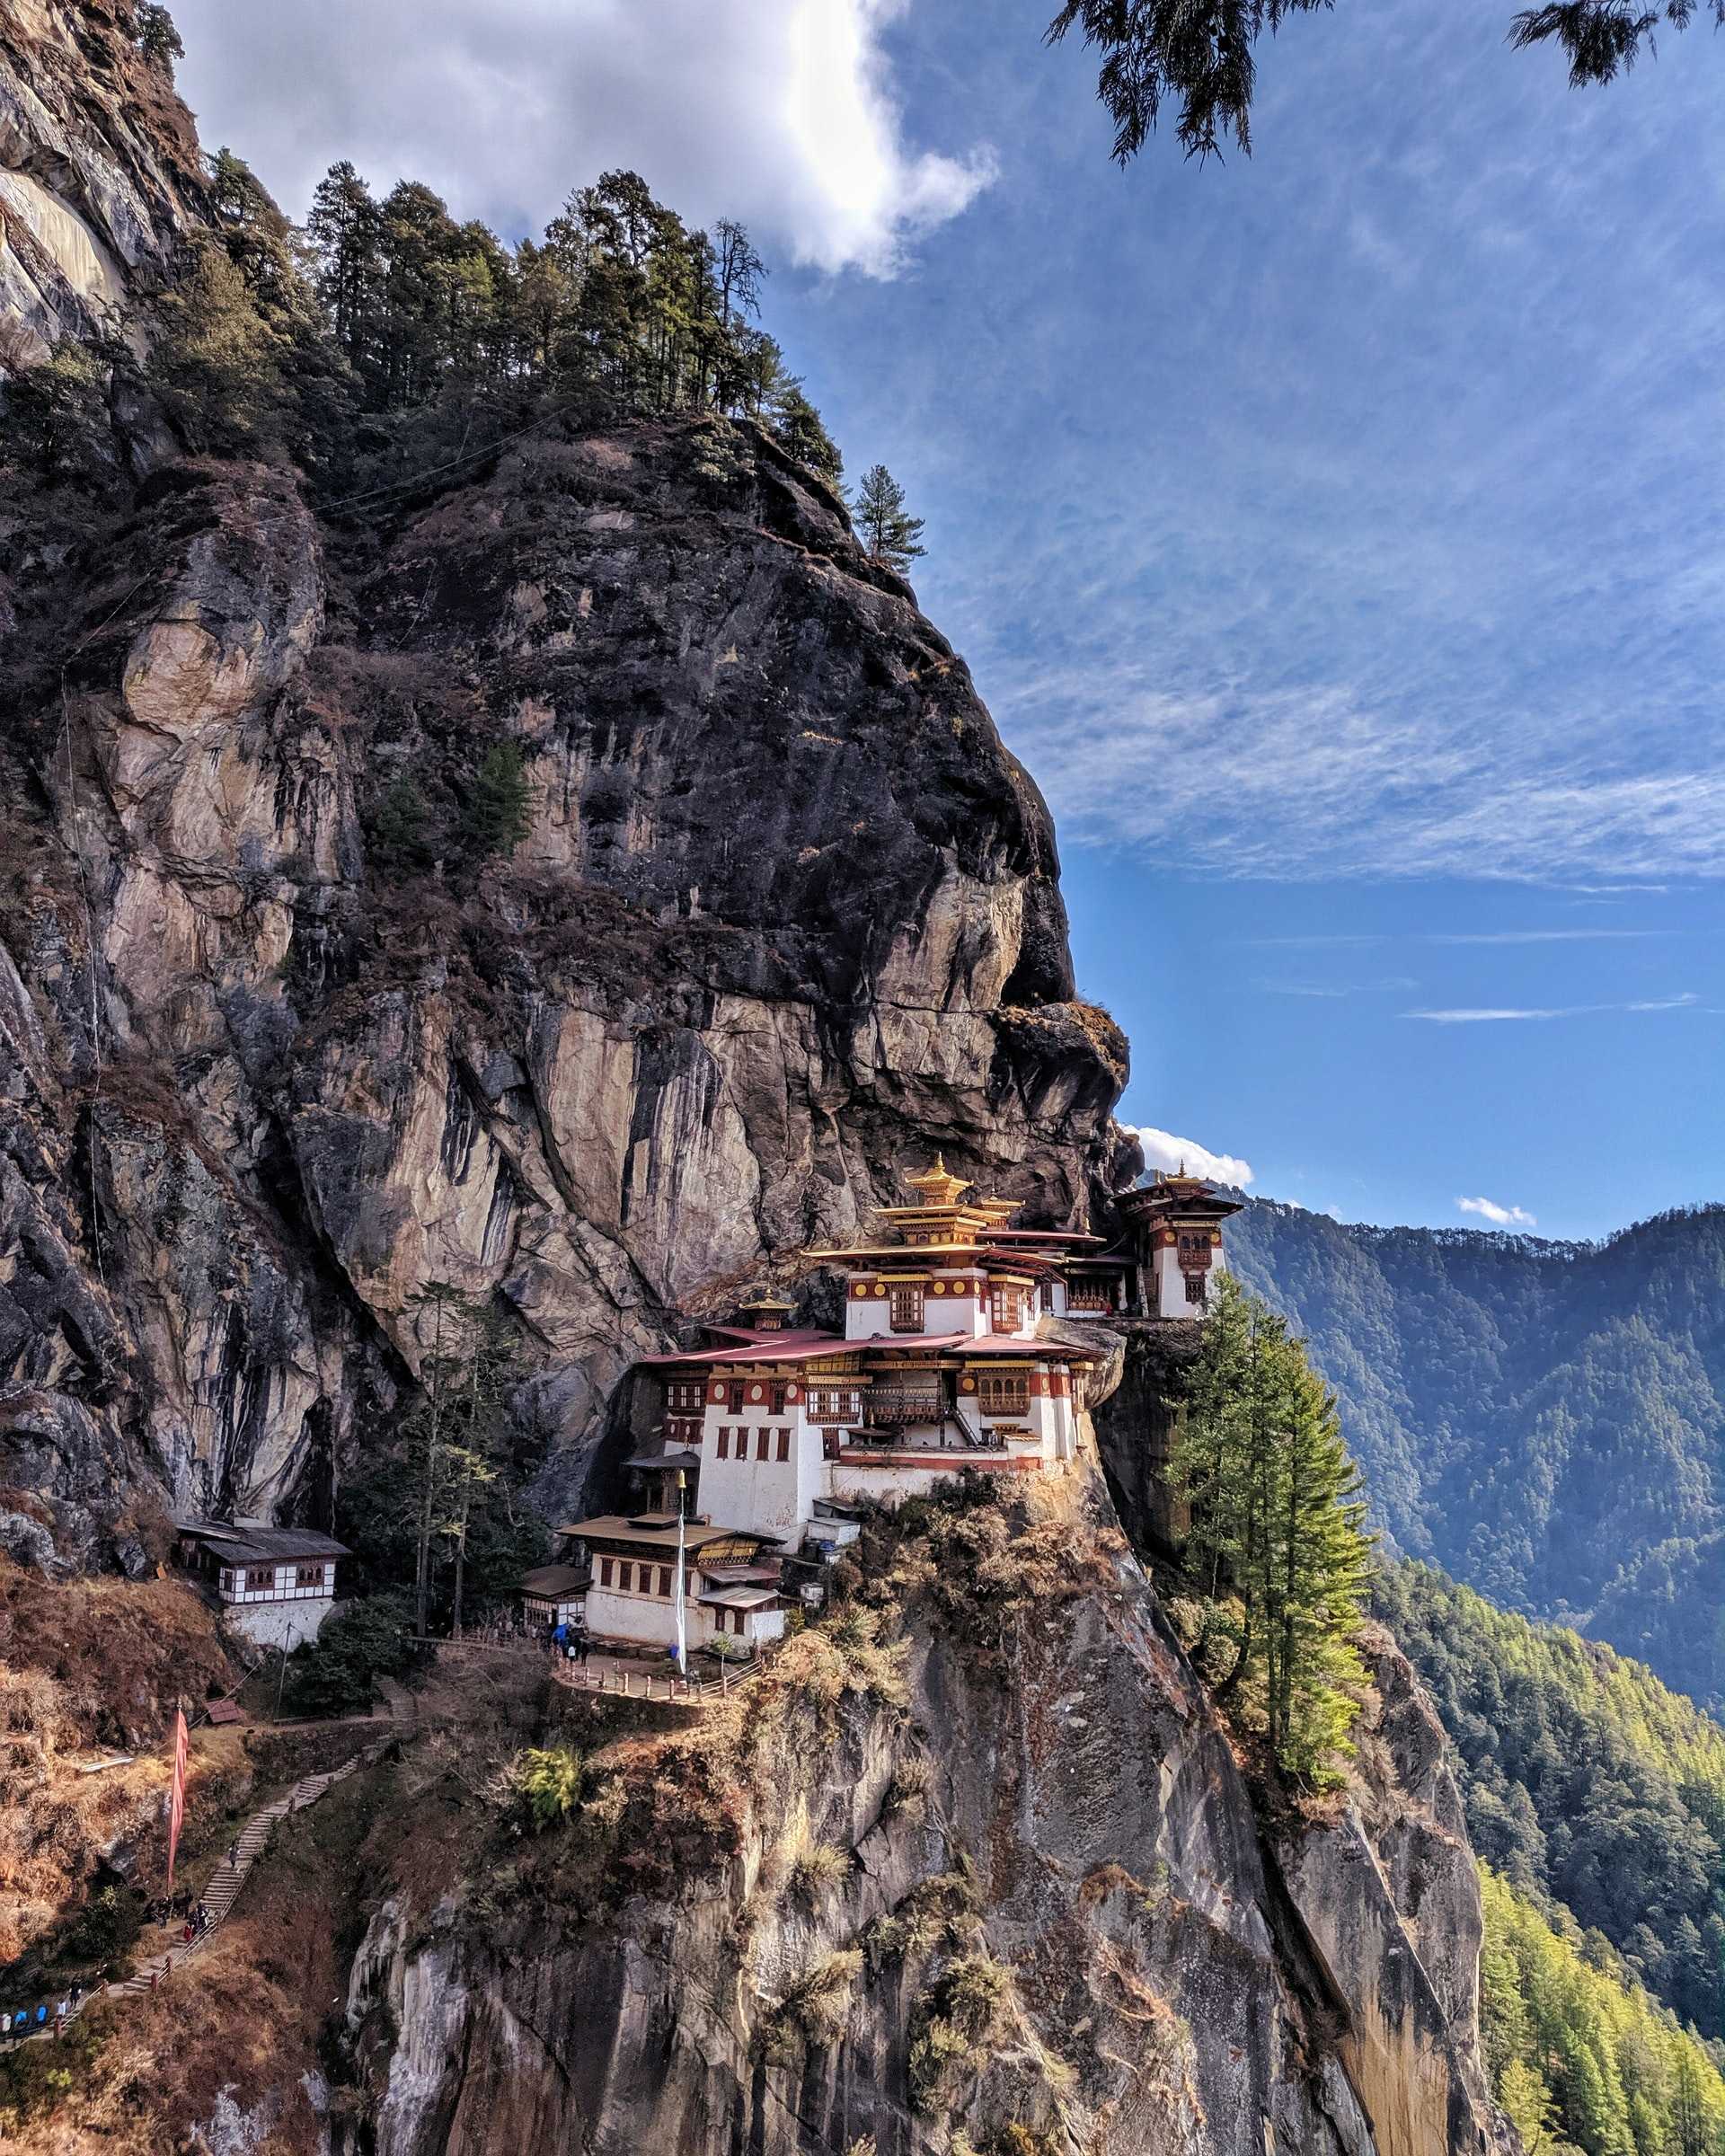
165,1709,189,1892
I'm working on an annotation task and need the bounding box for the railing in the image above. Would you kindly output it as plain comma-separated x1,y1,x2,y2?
1066,1293,1117,1314
977,1390,1031,1418
862,1390,945,1425
550,1639,783,1705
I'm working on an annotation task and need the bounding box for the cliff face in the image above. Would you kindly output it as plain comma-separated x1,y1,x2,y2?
337,1464,1511,2156
0,0,206,367
0,36,1518,2156
0,411,1128,1559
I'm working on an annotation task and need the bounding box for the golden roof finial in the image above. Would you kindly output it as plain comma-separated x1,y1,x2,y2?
905,1152,971,1206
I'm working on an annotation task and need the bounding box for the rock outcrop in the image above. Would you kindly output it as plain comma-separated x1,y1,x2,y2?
338,1462,1512,2156
0,414,1128,1556
0,0,206,368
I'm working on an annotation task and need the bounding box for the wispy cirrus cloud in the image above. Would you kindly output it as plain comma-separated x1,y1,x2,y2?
1001,669,1725,885
1458,1195,1537,1228
1406,993,1699,1022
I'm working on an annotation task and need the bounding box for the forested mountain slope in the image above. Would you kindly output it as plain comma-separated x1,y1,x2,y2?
1227,1198,1725,1701
1374,1562,1725,2153
1376,1562,1725,2037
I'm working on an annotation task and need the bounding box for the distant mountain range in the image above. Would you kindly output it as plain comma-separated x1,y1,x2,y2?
1226,1198,1725,1706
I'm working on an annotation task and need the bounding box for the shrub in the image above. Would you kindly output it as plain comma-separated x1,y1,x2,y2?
60,1883,144,1969
771,1948,862,2054
282,1592,419,1718
370,773,441,870
908,1953,1013,2112
510,1745,585,1833
862,1868,983,1967
882,1753,934,1822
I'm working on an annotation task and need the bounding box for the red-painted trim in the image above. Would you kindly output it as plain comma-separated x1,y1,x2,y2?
834,1450,1044,1472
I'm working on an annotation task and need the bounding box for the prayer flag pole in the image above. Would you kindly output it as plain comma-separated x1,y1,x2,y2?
164,1703,189,1893
672,1469,688,1677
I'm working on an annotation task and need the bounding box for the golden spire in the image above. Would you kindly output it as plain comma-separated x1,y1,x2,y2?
904,1152,971,1206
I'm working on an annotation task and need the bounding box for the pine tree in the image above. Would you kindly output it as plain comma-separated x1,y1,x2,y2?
467,741,535,857
371,772,438,870
305,161,384,378
1170,1276,1376,1783
854,463,927,571
135,4,184,75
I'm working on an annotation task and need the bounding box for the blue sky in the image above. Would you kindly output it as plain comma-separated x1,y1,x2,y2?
172,0,1725,1241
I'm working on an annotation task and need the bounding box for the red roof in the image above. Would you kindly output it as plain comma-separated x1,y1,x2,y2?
642,1328,1092,1366
639,1329,846,1366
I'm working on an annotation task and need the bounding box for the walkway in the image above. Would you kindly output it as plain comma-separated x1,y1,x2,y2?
7,1738,388,2046
411,1632,774,1708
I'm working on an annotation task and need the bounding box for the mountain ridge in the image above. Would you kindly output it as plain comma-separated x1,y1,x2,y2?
1228,1193,1725,1703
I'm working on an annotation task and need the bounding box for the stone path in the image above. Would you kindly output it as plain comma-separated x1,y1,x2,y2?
9,1738,388,2046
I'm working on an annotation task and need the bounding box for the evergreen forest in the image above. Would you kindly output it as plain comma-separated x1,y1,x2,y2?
1227,1199,1725,1704
7,146,932,568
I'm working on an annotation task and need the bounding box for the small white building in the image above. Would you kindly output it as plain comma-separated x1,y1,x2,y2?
516,1562,591,1630
172,1518,350,1651
564,1515,787,1658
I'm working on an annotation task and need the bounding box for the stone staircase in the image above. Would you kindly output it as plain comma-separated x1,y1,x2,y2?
14,1738,388,2042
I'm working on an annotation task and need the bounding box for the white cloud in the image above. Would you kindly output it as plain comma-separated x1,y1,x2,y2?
1125,1126,1253,1188
1429,929,1673,945
172,0,994,276
1457,1196,1537,1229
1000,667,1725,884
1406,993,1697,1022
1411,1005,1593,1023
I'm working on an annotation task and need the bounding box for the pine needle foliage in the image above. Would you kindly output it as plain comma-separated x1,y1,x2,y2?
853,463,926,572
466,741,535,859
1048,0,1725,164
1170,1275,1376,1783
1480,1862,1725,2156
512,1746,588,1833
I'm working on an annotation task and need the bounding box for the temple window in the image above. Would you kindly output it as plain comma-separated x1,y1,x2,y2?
599,1557,615,1587
889,1286,924,1333
667,1381,704,1414
767,1380,788,1413
776,1427,791,1462
978,1374,1031,1417
244,1567,275,1593
658,1566,672,1597
717,1427,730,1459
989,1285,1023,1332
295,1563,324,1588
726,1379,748,1411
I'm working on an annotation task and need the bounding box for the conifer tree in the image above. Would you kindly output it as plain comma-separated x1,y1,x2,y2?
305,161,384,376
135,4,184,75
467,741,535,858
1171,1276,1376,1782
854,463,927,571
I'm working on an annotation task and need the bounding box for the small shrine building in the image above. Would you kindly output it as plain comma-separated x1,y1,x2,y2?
172,1517,350,1649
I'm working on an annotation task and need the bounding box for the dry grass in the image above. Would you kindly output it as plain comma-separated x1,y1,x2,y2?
0,1763,385,2156
0,1566,244,1967
771,1793,851,1905
0,1560,239,1751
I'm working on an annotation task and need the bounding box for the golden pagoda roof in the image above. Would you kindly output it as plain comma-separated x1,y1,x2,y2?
902,1153,970,1206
